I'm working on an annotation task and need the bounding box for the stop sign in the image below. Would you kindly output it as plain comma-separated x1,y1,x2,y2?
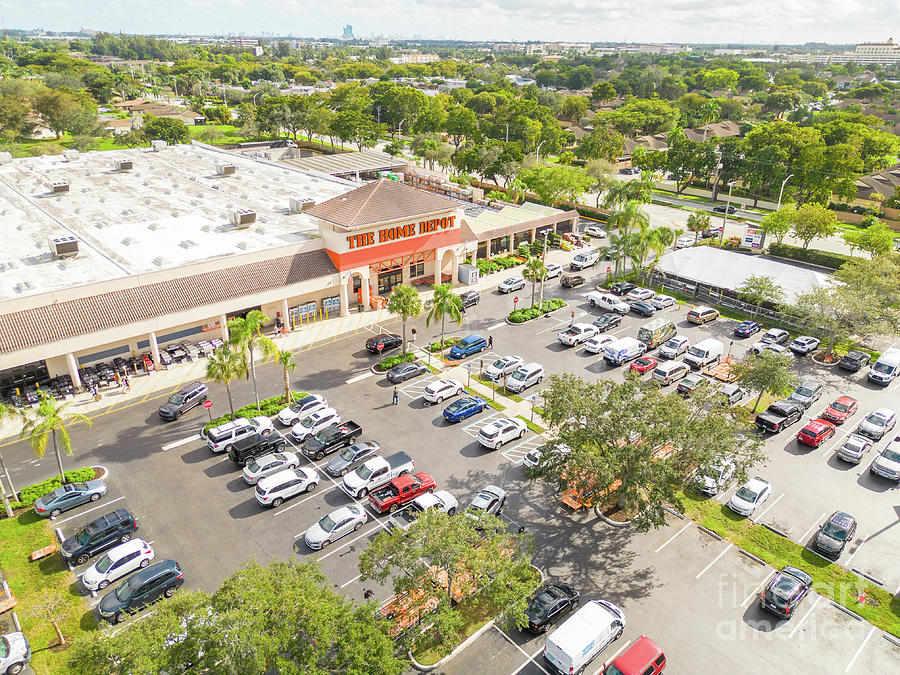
203,400,212,409
513,296,518,303
377,342,384,351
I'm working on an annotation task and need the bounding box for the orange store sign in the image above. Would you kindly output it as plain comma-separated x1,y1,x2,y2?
346,215,456,250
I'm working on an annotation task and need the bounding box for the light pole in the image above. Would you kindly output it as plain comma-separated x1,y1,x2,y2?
505,122,509,142
719,181,736,244
776,173,794,210
536,140,545,165
538,229,550,311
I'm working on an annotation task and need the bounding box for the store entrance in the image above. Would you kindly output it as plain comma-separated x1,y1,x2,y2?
377,268,403,296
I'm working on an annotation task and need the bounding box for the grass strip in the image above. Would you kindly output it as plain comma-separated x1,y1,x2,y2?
471,374,524,403
516,415,546,434
411,598,494,666
462,386,506,411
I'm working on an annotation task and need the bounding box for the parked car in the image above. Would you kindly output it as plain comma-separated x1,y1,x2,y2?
441,396,487,424
602,635,666,675
789,380,823,409
276,394,327,426
717,383,745,406
755,401,804,433
98,559,184,623
522,443,570,469
761,328,790,345
813,512,857,558
619,167,640,175
302,422,363,461
242,451,301,485
587,291,630,314
448,334,487,360
733,320,762,338
388,491,458,530
822,396,858,425
839,350,871,372
652,361,690,386
727,477,772,516
675,234,696,249
158,382,208,421
465,485,506,520
365,333,402,354
658,335,690,360
505,362,544,392
686,307,719,324
857,408,897,440
570,250,600,270
498,276,526,293
485,355,524,381
561,273,586,288
610,282,636,296
630,356,658,375
524,582,580,633
61,508,140,566
593,314,622,332
290,407,340,443
759,566,812,620
369,472,437,514
629,301,657,317
545,600,626,675
458,290,480,308
649,294,676,309
205,416,275,453
82,539,155,591
749,342,793,358
255,468,319,507
33,480,107,519
325,441,381,477
695,457,736,496
0,632,30,674
870,442,900,482
545,263,563,279
341,452,414,499
584,225,606,238
713,204,736,214
477,418,527,450
558,323,598,346
229,431,287,466
386,361,428,383
423,378,464,404
677,373,708,396
836,435,872,464
305,505,367,550
797,419,836,448
790,336,820,355
625,287,655,301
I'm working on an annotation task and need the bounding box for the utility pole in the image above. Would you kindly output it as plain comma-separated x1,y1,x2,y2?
720,181,736,245
776,174,794,210
538,230,550,311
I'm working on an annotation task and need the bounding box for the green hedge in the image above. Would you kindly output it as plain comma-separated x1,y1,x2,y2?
429,337,461,352
508,298,566,323
376,353,415,371
768,242,853,270
11,467,97,509
204,392,307,432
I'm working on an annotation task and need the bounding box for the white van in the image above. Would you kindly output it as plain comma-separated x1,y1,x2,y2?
587,291,630,315
868,348,900,385
683,338,725,369
570,250,600,270
506,363,545,392
652,360,690,385
603,337,646,366
543,600,626,675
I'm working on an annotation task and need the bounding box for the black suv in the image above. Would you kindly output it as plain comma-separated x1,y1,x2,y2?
759,566,812,619
610,282,636,296
158,382,209,421
98,559,184,623
61,508,140,565
839,350,871,372
458,291,480,308
228,432,286,466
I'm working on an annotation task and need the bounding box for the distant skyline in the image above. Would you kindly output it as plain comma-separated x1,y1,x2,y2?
1,0,894,45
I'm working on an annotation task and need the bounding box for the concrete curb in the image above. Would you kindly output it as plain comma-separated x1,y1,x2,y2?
408,619,497,672
883,632,900,648
92,465,109,481
504,304,568,326
662,505,685,520
697,525,723,540
738,549,766,565
596,508,632,528
831,602,863,621
762,523,789,539
852,568,885,586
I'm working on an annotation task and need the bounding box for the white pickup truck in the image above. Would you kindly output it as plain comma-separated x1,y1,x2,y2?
341,451,415,499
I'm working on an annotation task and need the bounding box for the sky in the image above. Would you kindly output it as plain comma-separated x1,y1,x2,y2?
1,0,893,45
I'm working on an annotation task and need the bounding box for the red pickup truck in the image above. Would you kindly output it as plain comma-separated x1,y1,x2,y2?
369,473,436,514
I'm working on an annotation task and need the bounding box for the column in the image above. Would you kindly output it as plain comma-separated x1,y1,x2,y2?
220,314,229,342
65,352,82,391
339,279,350,317
281,298,289,330
450,252,459,286
149,332,161,371
361,275,370,310
507,236,514,254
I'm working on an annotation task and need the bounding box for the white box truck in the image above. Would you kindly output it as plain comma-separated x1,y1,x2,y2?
683,338,725,369
603,337,646,366
543,599,626,675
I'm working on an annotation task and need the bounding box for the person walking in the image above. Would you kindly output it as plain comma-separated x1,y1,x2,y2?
123,375,131,392
392,387,399,405
488,335,494,349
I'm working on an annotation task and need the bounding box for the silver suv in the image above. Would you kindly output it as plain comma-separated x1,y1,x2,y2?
205,416,275,453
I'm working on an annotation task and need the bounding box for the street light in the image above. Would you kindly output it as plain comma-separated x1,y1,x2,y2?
536,140,545,165
720,181,736,244
537,229,550,311
776,174,794,210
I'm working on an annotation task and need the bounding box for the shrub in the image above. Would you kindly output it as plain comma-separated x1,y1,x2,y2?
376,353,415,371
11,467,97,509
476,259,500,275
429,337,461,352
204,392,307,431
767,242,854,270
508,298,566,323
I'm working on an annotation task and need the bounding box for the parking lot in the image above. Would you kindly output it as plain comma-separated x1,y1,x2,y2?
5,249,900,671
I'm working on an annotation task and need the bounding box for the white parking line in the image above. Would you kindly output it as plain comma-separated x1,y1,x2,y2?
592,639,632,675
510,643,547,675
788,595,822,638
845,537,866,565
273,484,340,516
161,434,200,451
487,322,506,331
750,493,784,524
695,543,733,579
55,496,125,525
742,570,775,607
495,626,552,675
654,523,692,553
798,512,828,545
340,573,362,589
845,626,876,672
346,371,375,385
293,528,307,540
316,523,381,562
821,430,853,458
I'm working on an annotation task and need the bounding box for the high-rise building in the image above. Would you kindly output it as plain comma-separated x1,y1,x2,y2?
342,25,355,40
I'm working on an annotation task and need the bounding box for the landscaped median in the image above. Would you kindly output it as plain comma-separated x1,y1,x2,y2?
507,298,566,323
203,392,307,431
679,491,900,637
472,373,523,403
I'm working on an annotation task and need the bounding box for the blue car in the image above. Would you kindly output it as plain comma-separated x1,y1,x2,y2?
733,320,762,338
443,396,488,423
33,480,108,519
448,334,488,360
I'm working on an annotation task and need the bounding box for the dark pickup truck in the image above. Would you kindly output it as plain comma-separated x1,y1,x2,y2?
228,432,287,466
755,400,804,433
301,422,363,461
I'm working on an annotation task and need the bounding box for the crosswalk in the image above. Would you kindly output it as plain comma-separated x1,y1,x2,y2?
398,376,440,401
461,411,507,438
501,435,546,465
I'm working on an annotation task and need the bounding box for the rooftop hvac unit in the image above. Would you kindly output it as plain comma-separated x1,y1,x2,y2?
216,163,236,176
63,149,79,162
114,159,133,171
49,181,70,194
229,209,256,228
151,140,167,152
0,152,12,164
289,197,315,213
49,235,79,259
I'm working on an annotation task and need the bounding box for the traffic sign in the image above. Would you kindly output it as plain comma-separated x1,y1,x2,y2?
203,400,212,409
377,342,384,352
513,296,518,303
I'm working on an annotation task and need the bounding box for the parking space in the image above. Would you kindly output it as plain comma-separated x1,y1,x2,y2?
501,435,547,465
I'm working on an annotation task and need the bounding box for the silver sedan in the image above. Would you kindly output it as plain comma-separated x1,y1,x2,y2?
241,451,300,485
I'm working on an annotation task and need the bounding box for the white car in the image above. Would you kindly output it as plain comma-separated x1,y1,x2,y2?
498,276,526,293
727,477,772,516
485,355,524,381
290,407,340,442
522,443,571,469
82,539,155,591
649,294,676,309
255,467,319,507
625,287,655,302
242,451,301,485
749,342,793,358
858,408,897,440
659,335,690,359
305,505,368,550
545,263,563,279
388,491,459,530
277,394,328,426
675,234,696,249
584,225,607,238
0,632,29,675
695,458,735,496
423,378,464,404
789,336,820,355
205,416,275,452
557,323,598,346
477,417,528,450
836,435,872,464
760,328,790,345
583,335,616,354
871,441,900,482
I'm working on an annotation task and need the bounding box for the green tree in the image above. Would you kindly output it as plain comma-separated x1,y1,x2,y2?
731,351,798,413
648,226,675,263
141,115,190,144
759,207,794,245
685,210,710,244
228,310,277,410
736,274,785,315
444,104,479,149
591,81,617,105
426,283,463,353
559,95,589,122
790,203,838,248
275,349,297,405
576,125,625,162
522,256,548,307
205,345,246,419
20,392,93,485
387,284,423,356
516,163,595,206
585,158,614,207
842,218,895,258
358,508,536,656
607,199,649,239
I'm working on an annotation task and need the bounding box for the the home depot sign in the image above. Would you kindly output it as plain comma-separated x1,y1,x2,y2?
345,215,456,250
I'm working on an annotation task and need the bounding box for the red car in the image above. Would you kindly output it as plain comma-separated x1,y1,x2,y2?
797,419,837,447
630,356,658,375
368,473,436,513
822,396,858,425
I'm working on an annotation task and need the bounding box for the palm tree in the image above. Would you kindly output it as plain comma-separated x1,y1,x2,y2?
522,257,548,307
667,126,687,147
206,346,246,419
602,179,634,212
426,283,463,353
275,349,297,404
607,199,650,240
648,226,675,263
701,101,720,143
20,392,93,485
686,210,711,245
228,310,278,410
635,171,655,203
387,284,423,356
